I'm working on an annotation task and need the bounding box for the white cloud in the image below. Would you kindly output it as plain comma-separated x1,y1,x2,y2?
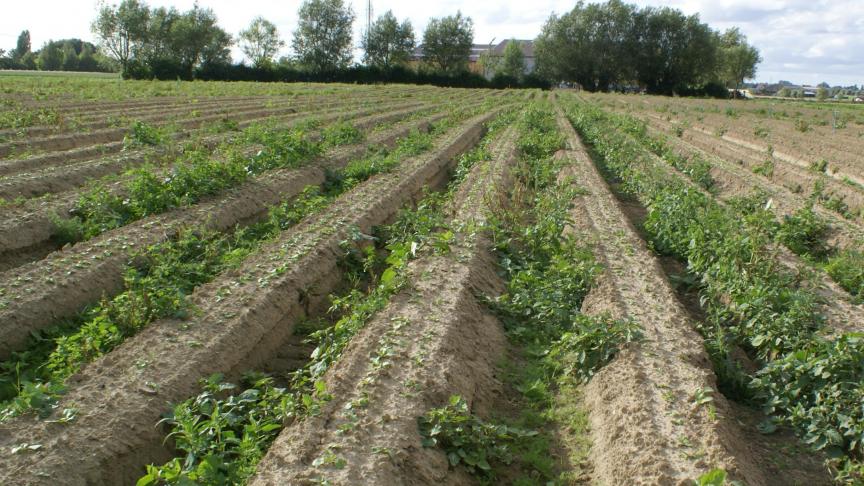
0,0,860,86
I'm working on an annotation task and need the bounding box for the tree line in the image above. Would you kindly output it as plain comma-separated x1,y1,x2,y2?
87,0,544,88
3,0,761,95
535,0,761,95
0,30,115,72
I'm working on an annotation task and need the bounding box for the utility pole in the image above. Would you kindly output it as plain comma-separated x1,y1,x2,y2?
366,0,373,46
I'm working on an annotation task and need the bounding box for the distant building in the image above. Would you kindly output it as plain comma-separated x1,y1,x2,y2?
409,39,536,78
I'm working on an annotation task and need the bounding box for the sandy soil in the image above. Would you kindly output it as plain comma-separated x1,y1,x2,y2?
555,108,832,485
250,124,517,486
0,110,497,485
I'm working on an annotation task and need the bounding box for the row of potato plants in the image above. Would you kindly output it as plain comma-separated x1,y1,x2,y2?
610,110,864,301
51,114,363,243
418,103,641,483
0,104,483,423
565,100,863,482
136,106,519,485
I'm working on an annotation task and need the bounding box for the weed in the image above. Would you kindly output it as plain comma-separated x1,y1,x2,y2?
809,159,829,174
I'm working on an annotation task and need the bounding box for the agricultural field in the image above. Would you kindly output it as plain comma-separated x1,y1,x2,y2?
0,77,861,486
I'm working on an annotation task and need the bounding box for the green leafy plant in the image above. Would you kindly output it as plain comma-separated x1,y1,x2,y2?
546,314,641,383
418,395,537,479
124,121,167,148
776,205,830,258
825,249,864,300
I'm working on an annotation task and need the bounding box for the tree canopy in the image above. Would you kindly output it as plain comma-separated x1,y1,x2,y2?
12,31,31,61
362,10,415,68
719,27,761,89
240,17,285,68
535,0,761,94
292,0,355,72
499,39,526,80
92,0,232,78
422,12,473,73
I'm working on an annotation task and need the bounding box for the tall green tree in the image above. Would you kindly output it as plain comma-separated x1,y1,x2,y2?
292,0,355,72
139,6,180,64
78,45,100,71
719,27,761,89
240,17,285,68
61,42,79,71
631,6,718,94
535,0,637,91
422,12,473,73
362,10,415,68
92,0,150,71
11,30,31,61
499,39,525,79
169,4,232,77
36,42,63,71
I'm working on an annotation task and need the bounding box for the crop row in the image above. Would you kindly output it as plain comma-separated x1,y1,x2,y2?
0,91,380,178
566,99,862,482
0,98,419,201
0,104,502,485
608,107,864,319
0,98,453,270
0,101,483,361
0,87,435,168
146,101,522,486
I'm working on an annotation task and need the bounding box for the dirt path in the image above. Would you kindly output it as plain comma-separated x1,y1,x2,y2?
555,108,831,485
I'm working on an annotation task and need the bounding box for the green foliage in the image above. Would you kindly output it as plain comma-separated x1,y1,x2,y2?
546,314,641,383
66,123,325,240
320,120,363,148
825,249,864,300
137,373,300,486
809,159,829,174
609,113,715,191
752,158,775,178
361,10,415,68
422,12,474,73
48,213,84,246
535,2,730,94
719,27,761,88
418,395,537,479
94,1,232,78
292,0,356,72
1,108,483,423
137,105,497,482
753,334,864,475
0,105,61,130
239,17,285,68
776,206,830,258
124,120,167,148
566,100,864,480
498,39,526,80
694,468,727,486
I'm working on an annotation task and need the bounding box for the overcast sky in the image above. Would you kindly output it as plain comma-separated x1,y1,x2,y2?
1,0,861,86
